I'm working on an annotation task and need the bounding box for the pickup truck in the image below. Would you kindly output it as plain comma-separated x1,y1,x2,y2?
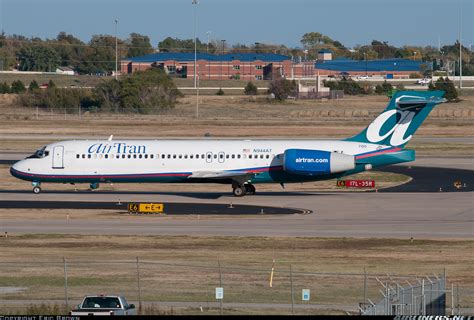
70,295,137,316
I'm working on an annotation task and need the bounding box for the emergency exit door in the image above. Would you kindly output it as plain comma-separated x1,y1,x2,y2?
52,146,64,169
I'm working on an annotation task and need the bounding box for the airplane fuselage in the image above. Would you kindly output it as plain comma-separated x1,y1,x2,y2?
10,139,396,185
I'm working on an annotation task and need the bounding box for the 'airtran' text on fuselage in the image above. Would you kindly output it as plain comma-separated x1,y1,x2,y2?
87,143,147,154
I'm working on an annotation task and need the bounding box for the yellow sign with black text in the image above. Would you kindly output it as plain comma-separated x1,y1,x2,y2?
128,203,164,213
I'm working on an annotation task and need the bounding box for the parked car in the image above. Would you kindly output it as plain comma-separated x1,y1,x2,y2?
70,295,136,316
416,78,431,85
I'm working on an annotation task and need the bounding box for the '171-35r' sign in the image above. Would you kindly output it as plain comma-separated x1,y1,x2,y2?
337,180,375,188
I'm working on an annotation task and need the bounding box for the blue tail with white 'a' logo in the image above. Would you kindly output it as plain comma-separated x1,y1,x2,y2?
346,90,446,148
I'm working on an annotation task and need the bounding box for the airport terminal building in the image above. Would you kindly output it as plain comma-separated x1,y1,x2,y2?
121,51,426,80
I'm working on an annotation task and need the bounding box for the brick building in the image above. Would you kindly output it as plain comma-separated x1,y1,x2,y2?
121,52,426,80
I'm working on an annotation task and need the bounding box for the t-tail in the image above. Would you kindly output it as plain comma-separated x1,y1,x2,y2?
346,90,446,148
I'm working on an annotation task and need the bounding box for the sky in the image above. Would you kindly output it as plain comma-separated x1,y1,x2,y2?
1,0,472,49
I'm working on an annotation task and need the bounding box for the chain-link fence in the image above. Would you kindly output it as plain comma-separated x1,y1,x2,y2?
361,273,456,315
0,259,465,315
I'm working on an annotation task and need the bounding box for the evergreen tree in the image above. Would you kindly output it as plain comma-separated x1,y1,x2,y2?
0,81,10,93
10,80,26,93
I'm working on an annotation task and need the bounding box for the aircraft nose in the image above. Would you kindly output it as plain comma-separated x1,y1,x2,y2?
10,160,25,177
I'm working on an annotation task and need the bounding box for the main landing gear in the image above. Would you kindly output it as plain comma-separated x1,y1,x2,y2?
232,183,256,197
32,181,41,194
89,182,100,191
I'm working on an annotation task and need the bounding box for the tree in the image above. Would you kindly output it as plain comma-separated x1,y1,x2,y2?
29,80,39,91
370,40,397,59
76,35,118,74
244,82,258,95
52,32,85,67
158,37,208,53
94,68,181,114
10,80,26,93
323,79,365,95
268,78,296,101
375,81,393,95
429,77,458,102
17,45,60,72
127,33,153,58
94,79,122,113
0,81,10,93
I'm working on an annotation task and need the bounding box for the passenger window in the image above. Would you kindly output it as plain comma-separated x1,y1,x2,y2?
249,155,252,159
76,154,79,159
260,154,264,159
173,155,176,159
133,154,137,159
151,154,154,159
207,154,211,159
178,155,182,159
237,155,241,159
139,154,143,159
190,155,194,159
220,154,224,159
87,154,92,159
213,154,217,159
122,154,126,159
116,155,120,159
145,154,148,159
162,154,165,159
167,154,171,159
201,154,205,159
231,154,235,159
184,155,188,159
105,154,108,159
266,154,270,159
128,154,131,159
225,154,229,159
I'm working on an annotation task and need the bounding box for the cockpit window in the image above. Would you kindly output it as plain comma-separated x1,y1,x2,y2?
27,146,49,159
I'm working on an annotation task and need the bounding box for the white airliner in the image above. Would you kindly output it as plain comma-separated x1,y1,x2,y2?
11,91,445,196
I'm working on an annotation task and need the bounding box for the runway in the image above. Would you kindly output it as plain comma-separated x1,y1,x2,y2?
0,161,472,239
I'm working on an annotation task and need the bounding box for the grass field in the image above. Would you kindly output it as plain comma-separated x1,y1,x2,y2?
0,234,472,314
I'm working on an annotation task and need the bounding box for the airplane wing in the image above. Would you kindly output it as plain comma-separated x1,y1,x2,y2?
188,171,255,183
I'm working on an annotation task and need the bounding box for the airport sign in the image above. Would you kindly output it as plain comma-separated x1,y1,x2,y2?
215,287,224,300
302,289,310,301
337,180,375,188
128,202,164,213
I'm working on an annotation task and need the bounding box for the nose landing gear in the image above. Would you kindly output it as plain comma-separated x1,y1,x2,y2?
32,181,41,194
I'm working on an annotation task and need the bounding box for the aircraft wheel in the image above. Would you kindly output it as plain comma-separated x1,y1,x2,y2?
232,186,246,197
33,186,41,194
245,184,256,195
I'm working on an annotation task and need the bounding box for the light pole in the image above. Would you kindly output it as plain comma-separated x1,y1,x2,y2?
413,51,416,61
115,18,118,80
254,42,261,53
221,39,226,80
459,0,463,89
363,52,367,76
192,0,198,88
206,31,211,52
